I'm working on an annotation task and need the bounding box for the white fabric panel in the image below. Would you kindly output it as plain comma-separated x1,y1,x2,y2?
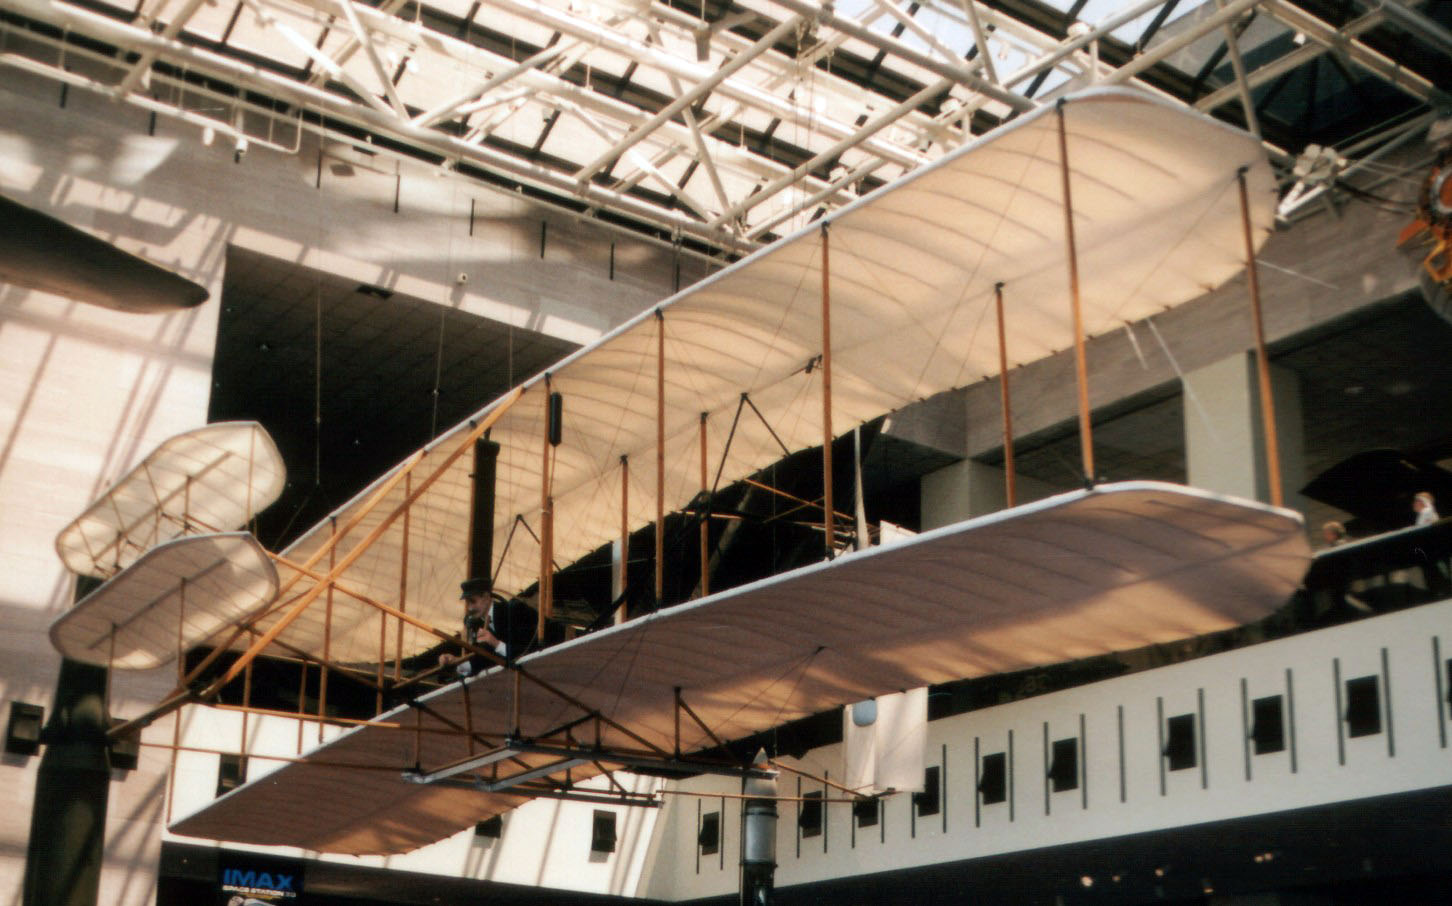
260,89,1275,665
50,532,279,670
842,688,927,794
172,483,1308,854
55,421,286,579
875,687,927,794
843,700,876,793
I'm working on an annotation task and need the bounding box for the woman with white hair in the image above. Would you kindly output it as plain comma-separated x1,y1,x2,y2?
1414,491,1440,527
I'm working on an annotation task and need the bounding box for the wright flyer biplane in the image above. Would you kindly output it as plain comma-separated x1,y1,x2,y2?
52,89,1312,858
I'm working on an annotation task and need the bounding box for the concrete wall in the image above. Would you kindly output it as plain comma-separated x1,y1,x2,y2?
0,67,688,905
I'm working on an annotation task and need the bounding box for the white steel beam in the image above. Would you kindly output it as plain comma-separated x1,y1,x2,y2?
710,76,953,231
7,0,734,245
116,0,209,95
487,0,930,169
1261,0,1438,103
770,0,1033,113
574,15,805,182
336,0,411,119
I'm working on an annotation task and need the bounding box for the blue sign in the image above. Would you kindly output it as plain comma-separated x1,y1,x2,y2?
217,854,304,904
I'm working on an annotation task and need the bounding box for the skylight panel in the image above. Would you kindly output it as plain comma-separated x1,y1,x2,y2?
578,46,635,81
481,97,552,148
538,114,618,168
394,55,471,114
472,6,559,50
177,0,248,45
428,0,479,18
624,62,679,99
223,9,316,72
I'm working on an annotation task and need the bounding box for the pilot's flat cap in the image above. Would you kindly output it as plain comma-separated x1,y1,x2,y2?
459,577,490,598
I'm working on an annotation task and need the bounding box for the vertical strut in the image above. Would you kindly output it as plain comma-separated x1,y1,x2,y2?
655,310,665,606
540,375,554,639
698,413,709,596
1238,167,1283,507
820,223,834,557
395,472,411,681
994,283,1017,507
1056,102,1095,484
618,454,629,625
323,518,335,738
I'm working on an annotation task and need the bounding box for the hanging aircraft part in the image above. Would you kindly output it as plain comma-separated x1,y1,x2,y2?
0,193,209,313
54,421,286,579
49,532,280,670
168,483,1308,855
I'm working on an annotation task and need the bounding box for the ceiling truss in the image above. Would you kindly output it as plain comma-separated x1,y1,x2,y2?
1,0,1448,256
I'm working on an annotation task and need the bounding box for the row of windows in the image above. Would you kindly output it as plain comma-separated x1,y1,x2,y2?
691,647,1442,863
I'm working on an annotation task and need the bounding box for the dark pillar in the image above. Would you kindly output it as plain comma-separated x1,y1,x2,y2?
469,438,500,582
23,657,111,906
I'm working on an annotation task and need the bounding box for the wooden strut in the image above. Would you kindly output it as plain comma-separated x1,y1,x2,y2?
210,701,492,735
767,759,869,801
201,386,526,699
655,310,665,606
540,375,553,640
109,395,530,746
995,282,1017,507
820,222,834,558
1238,167,1283,507
618,454,628,625
660,788,867,804
224,555,673,764
741,477,856,532
395,473,411,681
698,413,709,596
674,690,729,754
1056,101,1095,484
296,661,308,753
322,518,335,742
85,449,238,569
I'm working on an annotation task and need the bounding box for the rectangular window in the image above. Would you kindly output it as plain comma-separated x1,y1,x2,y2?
1165,713,1197,771
1345,675,1382,737
1048,737,1079,792
216,753,248,798
979,752,1007,805
591,810,617,854
852,797,879,828
913,765,940,817
698,811,720,856
799,791,823,838
1251,695,1286,754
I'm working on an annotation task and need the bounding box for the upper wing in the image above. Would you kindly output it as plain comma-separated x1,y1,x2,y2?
256,89,1276,667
